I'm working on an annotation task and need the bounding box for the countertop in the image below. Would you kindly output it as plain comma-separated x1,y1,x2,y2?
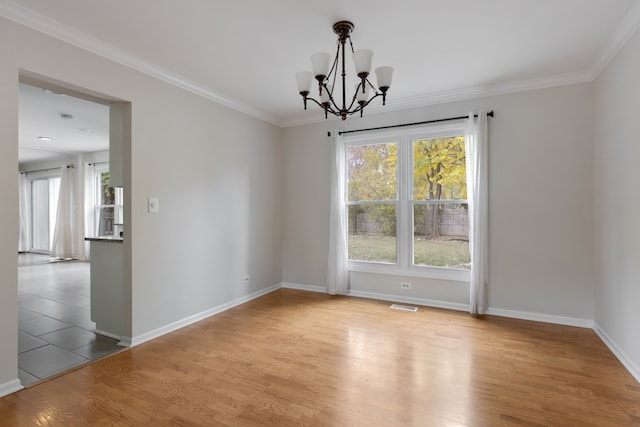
85,236,123,243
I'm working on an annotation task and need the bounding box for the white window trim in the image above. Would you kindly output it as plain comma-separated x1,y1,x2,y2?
344,121,470,282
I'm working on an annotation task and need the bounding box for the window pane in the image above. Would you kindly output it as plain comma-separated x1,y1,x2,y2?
413,136,466,201
413,203,470,269
348,143,397,201
114,187,124,225
100,171,115,205
98,206,115,236
348,204,396,263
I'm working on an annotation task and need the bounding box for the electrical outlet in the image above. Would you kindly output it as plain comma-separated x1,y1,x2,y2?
242,275,251,284
400,282,411,289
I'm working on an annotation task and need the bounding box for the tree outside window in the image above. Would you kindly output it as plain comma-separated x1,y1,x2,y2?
346,131,470,270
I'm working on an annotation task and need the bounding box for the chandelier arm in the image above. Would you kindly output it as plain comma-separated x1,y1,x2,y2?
348,79,377,111
304,96,328,109
356,92,383,112
303,95,341,117
365,77,379,95
324,84,343,114
318,80,384,119
324,103,342,118
344,90,361,116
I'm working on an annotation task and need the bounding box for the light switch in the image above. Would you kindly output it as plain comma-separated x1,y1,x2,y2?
148,197,159,213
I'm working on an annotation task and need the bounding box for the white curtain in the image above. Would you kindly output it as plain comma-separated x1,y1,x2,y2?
18,173,30,252
327,130,349,295
465,110,489,315
51,166,75,259
81,162,97,261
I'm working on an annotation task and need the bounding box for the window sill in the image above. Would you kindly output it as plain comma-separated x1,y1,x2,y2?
348,261,470,282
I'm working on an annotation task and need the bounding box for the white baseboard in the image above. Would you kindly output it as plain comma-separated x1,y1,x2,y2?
117,336,132,348
281,282,327,293
0,378,23,398
347,289,470,312
281,284,593,327
95,280,638,388
281,283,467,313
93,329,131,348
129,283,281,347
594,322,640,384
485,307,594,328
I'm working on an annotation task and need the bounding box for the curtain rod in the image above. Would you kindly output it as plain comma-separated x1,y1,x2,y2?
19,165,75,175
336,110,494,136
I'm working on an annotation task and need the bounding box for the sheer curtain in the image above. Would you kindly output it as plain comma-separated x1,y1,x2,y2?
465,110,489,314
327,130,349,295
18,172,30,252
51,166,75,259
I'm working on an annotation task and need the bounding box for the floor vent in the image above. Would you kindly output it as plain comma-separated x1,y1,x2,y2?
390,304,418,312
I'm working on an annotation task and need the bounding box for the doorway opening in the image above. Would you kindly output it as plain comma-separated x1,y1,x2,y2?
17,76,126,386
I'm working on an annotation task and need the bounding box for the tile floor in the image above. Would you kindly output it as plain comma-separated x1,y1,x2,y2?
18,253,124,386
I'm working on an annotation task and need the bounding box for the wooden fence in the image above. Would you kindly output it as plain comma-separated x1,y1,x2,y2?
351,204,468,239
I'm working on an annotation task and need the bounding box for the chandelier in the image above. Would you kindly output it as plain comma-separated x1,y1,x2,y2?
295,21,393,121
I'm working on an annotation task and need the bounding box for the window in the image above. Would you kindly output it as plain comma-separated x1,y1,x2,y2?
93,165,123,237
345,123,470,280
347,142,398,263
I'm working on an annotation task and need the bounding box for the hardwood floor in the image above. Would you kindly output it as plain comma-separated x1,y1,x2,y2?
1,288,639,426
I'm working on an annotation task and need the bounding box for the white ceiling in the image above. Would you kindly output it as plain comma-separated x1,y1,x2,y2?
18,83,109,164
5,0,640,161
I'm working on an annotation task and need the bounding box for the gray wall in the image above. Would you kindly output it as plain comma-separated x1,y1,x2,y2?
593,27,640,379
282,82,595,323
0,17,284,391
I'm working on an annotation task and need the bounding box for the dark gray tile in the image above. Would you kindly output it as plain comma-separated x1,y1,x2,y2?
18,292,39,303
62,311,96,331
21,297,59,311
39,326,98,351
17,256,97,380
19,316,72,336
18,368,40,386
33,287,67,298
57,284,89,295
18,308,42,322
72,336,123,360
56,294,90,308
18,331,48,353
36,303,88,321
18,345,87,378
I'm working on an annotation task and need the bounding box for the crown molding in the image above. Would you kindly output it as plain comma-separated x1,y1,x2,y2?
590,0,640,79
0,0,280,126
3,0,639,129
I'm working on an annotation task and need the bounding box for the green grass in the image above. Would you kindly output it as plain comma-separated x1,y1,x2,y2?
348,235,470,269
